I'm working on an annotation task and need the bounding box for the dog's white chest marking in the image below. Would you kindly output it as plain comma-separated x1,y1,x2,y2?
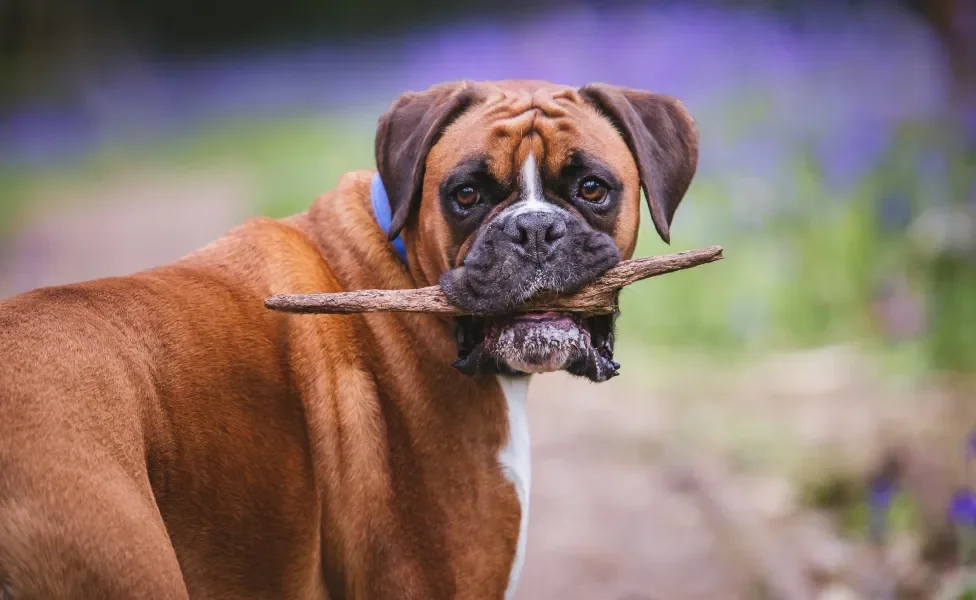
497,375,531,600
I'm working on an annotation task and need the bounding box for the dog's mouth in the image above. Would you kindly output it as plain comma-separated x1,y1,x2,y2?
452,309,619,383
439,211,623,383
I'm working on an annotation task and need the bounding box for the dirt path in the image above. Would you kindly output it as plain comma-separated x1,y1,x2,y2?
0,168,252,298
520,373,746,600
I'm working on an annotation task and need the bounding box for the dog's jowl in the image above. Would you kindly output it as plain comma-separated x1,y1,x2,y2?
0,80,698,599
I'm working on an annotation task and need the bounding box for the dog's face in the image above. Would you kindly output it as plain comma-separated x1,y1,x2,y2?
375,80,698,382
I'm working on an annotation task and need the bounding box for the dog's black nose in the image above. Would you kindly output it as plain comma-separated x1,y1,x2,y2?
510,211,567,261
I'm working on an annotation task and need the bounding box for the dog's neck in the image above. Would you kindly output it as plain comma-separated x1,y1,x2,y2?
285,171,532,596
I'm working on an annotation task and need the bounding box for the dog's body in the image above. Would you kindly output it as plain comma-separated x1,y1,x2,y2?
0,81,697,599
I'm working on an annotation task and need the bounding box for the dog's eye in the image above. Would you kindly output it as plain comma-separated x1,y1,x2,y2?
577,178,609,203
453,185,481,208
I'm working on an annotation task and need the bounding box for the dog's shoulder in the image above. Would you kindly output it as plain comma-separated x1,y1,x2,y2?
0,172,387,420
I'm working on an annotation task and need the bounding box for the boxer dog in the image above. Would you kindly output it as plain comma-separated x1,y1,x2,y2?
0,80,697,599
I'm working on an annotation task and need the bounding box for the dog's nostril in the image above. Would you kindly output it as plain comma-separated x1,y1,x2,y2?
546,218,567,243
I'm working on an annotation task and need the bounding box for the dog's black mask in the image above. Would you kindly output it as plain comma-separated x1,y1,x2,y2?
439,200,622,383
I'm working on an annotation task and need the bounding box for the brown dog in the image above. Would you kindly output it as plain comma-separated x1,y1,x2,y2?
0,80,698,599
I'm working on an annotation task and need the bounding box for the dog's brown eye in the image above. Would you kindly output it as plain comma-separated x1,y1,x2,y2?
454,185,481,207
578,178,608,203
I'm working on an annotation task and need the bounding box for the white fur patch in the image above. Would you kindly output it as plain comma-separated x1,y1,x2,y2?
490,321,586,373
497,375,532,600
506,153,558,217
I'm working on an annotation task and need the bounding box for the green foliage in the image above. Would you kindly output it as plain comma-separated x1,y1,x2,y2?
0,112,375,231
620,112,976,375
844,493,921,538
799,475,921,538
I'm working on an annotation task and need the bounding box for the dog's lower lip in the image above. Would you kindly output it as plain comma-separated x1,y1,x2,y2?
451,309,618,381
511,311,567,322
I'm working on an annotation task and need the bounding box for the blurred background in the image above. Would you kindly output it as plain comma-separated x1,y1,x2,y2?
1,0,975,597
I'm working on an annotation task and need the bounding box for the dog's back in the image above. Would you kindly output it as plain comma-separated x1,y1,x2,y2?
0,218,332,599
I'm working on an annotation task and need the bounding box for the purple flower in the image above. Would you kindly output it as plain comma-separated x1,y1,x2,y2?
867,463,899,544
0,2,952,171
949,488,976,526
877,192,913,232
870,480,897,510
813,116,891,191
963,105,976,144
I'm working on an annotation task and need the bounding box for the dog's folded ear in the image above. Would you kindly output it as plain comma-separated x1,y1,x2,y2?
578,84,699,244
375,82,482,240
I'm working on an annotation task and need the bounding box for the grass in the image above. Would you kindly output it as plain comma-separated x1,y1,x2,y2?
0,112,376,233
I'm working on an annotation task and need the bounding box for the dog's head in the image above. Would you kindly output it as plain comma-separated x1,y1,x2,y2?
375,80,698,382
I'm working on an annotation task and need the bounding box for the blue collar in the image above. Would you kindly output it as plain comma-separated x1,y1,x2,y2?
370,172,407,263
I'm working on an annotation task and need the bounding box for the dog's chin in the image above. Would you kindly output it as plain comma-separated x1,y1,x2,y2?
452,312,620,383
486,313,587,373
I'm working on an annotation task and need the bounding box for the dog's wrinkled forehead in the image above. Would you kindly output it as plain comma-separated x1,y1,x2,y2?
429,84,636,194
418,83,642,261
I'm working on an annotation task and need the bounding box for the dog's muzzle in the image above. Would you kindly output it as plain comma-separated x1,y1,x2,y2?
440,208,621,382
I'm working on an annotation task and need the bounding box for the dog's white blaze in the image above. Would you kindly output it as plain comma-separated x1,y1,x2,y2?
497,375,532,600
508,153,554,216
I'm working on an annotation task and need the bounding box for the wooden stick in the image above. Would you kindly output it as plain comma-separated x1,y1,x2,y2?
264,245,723,315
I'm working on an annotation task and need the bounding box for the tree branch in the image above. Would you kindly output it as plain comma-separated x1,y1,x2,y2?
264,245,723,315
